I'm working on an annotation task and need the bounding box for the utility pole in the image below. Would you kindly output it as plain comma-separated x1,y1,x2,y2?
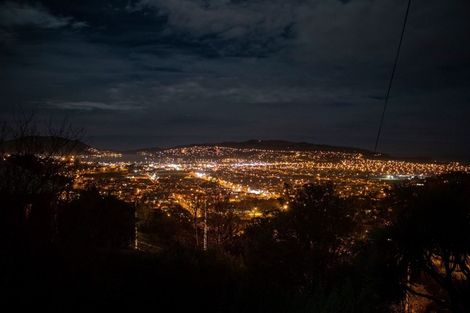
404,264,412,313
203,199,208,251
134,200,139,250
134,208,138,250
193,197,199,248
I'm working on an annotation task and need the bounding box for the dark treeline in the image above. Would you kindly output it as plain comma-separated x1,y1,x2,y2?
1,126,469,312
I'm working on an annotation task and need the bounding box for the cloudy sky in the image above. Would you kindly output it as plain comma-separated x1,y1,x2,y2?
1,0,469,159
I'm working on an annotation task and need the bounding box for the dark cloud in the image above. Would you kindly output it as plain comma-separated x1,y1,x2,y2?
0,1,85,29
0,0,469,159
44,100,143,111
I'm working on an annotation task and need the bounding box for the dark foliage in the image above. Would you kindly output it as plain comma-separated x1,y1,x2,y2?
0,154,71,249
58,187,135,250
243,183,356,290
1,141,469,313
138,204,194,249
378,173,470,313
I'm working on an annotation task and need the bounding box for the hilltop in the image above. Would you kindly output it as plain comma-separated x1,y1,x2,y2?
129,139,380,156
1,136,92,155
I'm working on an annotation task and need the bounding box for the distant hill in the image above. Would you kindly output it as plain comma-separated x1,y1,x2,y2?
122,146,163,154
133,140,381,156
1,136,92,155
198,140,376,155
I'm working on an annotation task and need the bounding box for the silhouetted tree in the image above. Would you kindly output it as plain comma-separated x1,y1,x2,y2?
0,116,81,249
243,183,357,293
138,204,194,250
378,173,470,313
58,187,135,251
207,198,243,252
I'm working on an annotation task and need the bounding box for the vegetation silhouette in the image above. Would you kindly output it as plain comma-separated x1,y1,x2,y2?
374,173,470,312
1,119,469,312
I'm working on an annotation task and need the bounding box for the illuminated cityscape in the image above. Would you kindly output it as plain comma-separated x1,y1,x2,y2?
74,145,469,219
2,0,470,311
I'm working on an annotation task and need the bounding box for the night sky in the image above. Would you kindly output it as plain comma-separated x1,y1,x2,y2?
1,0,469,159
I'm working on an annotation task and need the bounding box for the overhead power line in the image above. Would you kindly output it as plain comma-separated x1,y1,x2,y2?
374,0,413,153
